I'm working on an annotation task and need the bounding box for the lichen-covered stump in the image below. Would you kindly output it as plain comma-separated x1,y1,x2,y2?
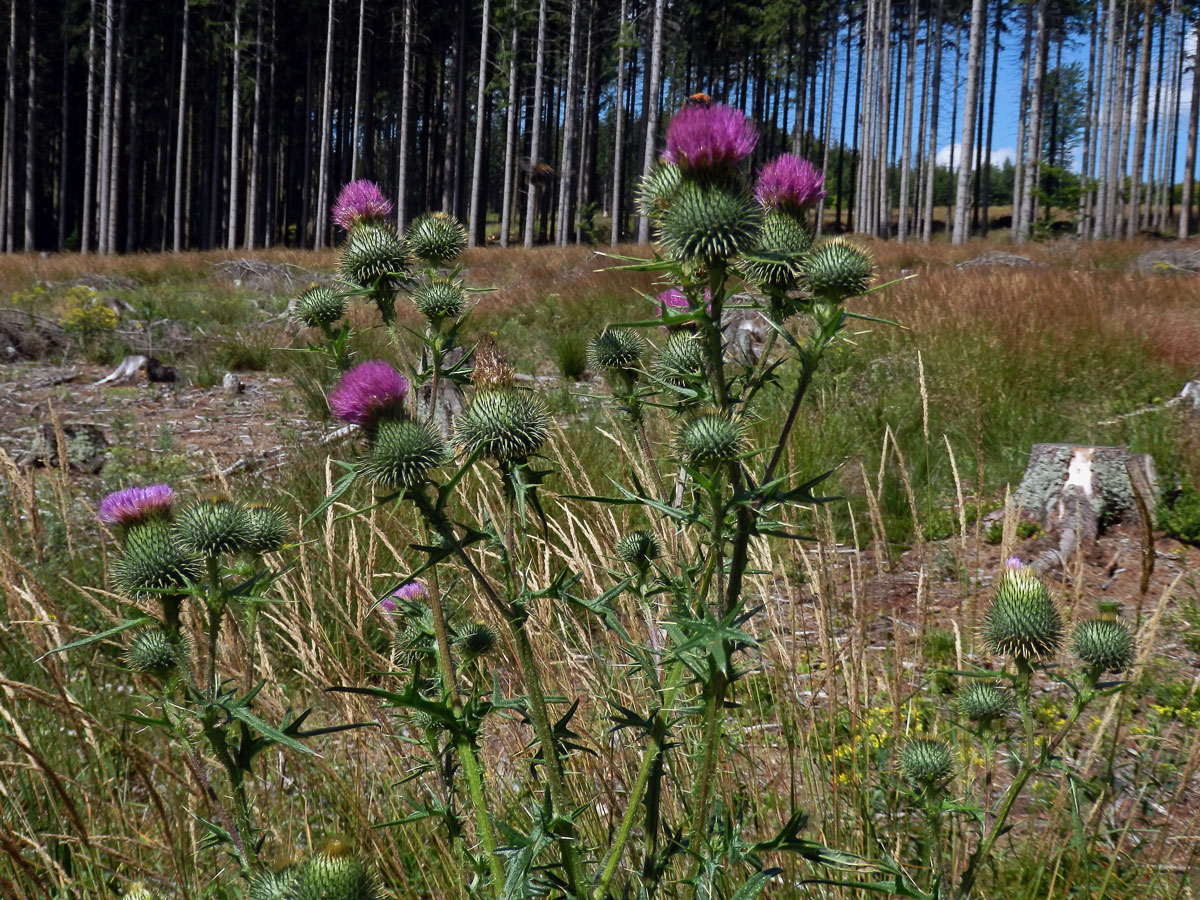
1015,443,1157,568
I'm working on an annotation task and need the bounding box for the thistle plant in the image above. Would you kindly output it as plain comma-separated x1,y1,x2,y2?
797,561,1136,900
68,483,369,891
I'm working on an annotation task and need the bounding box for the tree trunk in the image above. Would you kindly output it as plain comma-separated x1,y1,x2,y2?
609,0,627,245
468,0,492,246
952,0,985,244
635,0,665,244
23,0,35,250
351,0,365,180
397,0,412,229
106,0,124,254
1011,0,1032,239
922,0,942,242
981,0,1002,237
314,0,334,249
57,0,69,250
499,3,518,248
227,0,241,249
173,0,188,251
1126,1,1153,238
1016,0,1047,241
522,0,546,248
1180,12,1199,238
246,0,263,249
82,0,97,253
897,0,917,242
555,0,579,246
96,0,113,253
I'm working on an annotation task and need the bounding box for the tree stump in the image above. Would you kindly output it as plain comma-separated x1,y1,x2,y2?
1015,443,1157,565
19,424,109,474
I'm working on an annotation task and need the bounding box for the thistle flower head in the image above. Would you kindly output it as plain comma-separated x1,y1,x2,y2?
588,326,646,372
455,388,551,461
412,279,466,321
332,179,393,231
658,178,762,262
957,681,1013,724
755,154,827,211
982,567,1064,661
242,503,291,554
615,530,662,568
405,212,468,264
381,579,429,612
288,848,384,900
122,884,164,900
98,484,175,528
471,336,516,389
1071,619,1135,673
655,286,713,321
637,161,682,220
294,285,348,329
359,418,447,489
653,332,707,387
248,866,300,900
112,520,204,599
454,622,500,658
173,499,256,557
676,414,745,466
124,627,180,676
338,220,408,288
662,103,758,172
801,238,875,302
898,738,954,789
329,360,410,427
739,208,814,288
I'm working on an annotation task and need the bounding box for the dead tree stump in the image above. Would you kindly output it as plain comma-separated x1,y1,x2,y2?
1015,443,1157,567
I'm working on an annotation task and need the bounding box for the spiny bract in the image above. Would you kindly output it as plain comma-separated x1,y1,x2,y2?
653,332,707,387
124,628,179,675
360,418,448,489
658,178,762,262
243,504,292,554
455,388,551,461
1071,618,1134,673
412,279,466,321
982,567,1064,660
112,520,204,599
614,530,662,566
588,327,646,371
339,221,408,286
676,414,745,466
637,161,682,220
294,286,347,329
801,237,874,302
284,850,383,900
173,499,256,556
898,738,954,787
122,884,164,900
405,212,468,264
957,680,1013,723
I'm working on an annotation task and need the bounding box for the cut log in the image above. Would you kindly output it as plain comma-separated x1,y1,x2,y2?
1015,443,1157,566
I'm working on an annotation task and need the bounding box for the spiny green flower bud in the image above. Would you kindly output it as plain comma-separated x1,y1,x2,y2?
339,220,409,286
739,207,813,288
124,628,180,676
982,568,1064,661
588,326,646,372
360,418,447,490
676,414,745,466
898,738,954,788
638,161,682,221
653,332,707,387
287,844,383,900
122,883,163,900
957,681,1013,724
1071,619,1134,673
249,866,300,900
112,520,204,599
454,622,500,658
243,504,292,554
173,499,256,557
294,285,347,329
615,530,662,567
455,388,550,461
412,279,466,321
801,237,874,302
393,624,432,668
658,178,762,263
405,212,468,264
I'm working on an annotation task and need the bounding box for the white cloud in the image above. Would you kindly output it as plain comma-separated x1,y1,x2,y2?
935,143,1016,166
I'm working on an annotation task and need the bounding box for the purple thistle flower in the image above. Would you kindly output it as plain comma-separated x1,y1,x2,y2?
662,104,758,172
656,286,713,320
1005,556,1023,570
380,579,429,612
329,360,409,426
97,484,175,527
331,180,394,231
755,154,827,211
